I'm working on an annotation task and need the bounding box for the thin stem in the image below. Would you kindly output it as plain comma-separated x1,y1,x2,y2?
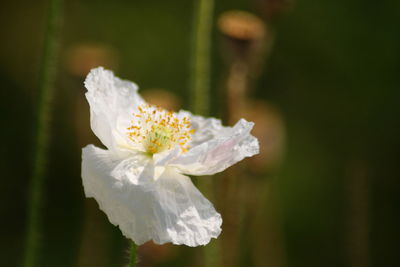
190,1,220,267
23,0,63,266
190,0,214,116
129,242,137,267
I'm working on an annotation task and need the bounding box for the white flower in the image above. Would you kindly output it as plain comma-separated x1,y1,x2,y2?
81,67,259,247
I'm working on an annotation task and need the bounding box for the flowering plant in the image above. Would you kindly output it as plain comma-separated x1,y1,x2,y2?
82,67,259,246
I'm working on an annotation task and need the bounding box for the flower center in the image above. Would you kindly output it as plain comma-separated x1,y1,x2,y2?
127,104,194,155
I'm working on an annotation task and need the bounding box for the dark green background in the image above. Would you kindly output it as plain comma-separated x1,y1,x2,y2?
1,0,399,266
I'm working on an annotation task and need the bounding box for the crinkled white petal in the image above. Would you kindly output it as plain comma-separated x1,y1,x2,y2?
84,67,145,151
168,114,259,175
82,145,222,247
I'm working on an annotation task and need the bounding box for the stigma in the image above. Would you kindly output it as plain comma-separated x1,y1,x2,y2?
127,104,194,155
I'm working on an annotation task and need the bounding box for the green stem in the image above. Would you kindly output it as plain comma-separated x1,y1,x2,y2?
23,0,63,266
190,0,214,116
129,242,137,267
190,1,220,267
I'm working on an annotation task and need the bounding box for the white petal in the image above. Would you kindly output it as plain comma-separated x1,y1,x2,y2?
148,168,222,246
82,145,222,246
168,115,259,175
84,67,145,150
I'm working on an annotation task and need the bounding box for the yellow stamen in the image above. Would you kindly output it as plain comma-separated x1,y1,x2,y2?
126,104,194,154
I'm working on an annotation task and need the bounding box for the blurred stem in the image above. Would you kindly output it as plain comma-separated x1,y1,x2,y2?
190,1,220,267
347,161,370,267
129,242,137,267
190,0,214,116
23,0,63,266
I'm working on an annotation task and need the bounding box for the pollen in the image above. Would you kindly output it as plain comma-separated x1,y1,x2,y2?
127,104,194,154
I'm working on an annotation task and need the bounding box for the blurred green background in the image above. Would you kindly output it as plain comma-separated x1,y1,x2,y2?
1,0,399,266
